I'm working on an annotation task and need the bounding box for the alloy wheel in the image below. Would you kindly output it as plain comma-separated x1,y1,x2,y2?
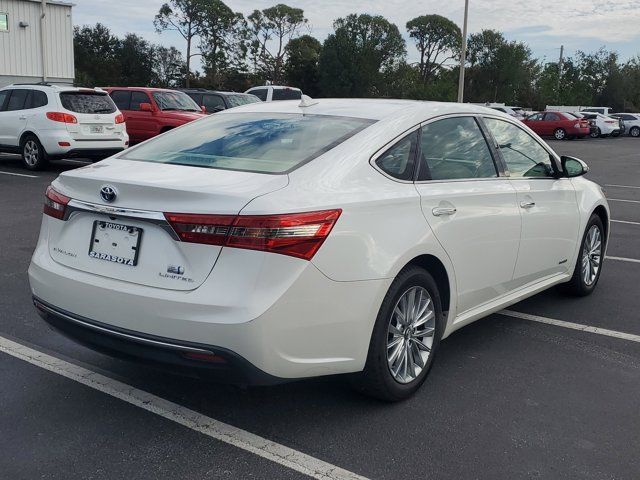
386,286,435,384
23,140,39,167
554,129,565,140
581,225,602,286
631,127,640,138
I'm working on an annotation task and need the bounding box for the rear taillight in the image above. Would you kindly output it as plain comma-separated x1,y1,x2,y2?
43,186,70,220
46,112,77,124
165,209,342,260
115,113,125,124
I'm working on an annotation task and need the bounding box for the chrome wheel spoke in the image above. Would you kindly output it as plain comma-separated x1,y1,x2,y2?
581,225,602,286
412,337,431,352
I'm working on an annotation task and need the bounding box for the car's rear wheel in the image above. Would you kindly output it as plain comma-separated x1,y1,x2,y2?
554,128,566,140
611,131,620,137
353,266,443,401
560,214,605,296
590,127,601,138
630,126,640,137
21,134,48,171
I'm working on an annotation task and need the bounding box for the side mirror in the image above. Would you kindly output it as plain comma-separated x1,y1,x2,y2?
139,102,153,112
201,105,207,113
561,156,589,178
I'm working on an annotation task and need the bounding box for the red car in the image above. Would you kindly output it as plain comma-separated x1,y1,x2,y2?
523,111,590,140
105,87,206,144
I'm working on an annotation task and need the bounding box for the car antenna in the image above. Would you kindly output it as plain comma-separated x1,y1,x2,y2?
299,95,319,108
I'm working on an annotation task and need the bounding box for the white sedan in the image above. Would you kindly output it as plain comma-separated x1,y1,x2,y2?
29,99,609,400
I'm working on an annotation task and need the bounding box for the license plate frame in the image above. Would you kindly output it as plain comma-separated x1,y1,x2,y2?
88,220,142,267
90,125,104,134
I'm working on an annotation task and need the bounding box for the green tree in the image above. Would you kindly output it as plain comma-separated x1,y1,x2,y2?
248,4,307,83
319,14,406,97
285,34,322,96
118,34,155,86
152,46,186,87
73,23,121,86
406,14,460,83
154,0,209,87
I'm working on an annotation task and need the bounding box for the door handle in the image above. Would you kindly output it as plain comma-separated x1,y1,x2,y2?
19,116,27,120
432,206,457,217
520,201,536,209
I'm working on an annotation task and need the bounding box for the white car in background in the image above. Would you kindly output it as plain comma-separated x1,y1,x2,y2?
574,111,621,138
0,84,128,170
612,113,640,137
245,85,302,102
489,105,526,120
29,99,609,401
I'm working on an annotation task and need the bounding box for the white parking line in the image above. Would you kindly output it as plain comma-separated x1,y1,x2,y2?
607,198,640,204
0,170,37,178
605,184,640,189
611,219,640,226
0,335,368,480
606,255,640,264
500,310,640,343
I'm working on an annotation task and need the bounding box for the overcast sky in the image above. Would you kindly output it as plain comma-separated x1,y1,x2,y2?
73,0,640,68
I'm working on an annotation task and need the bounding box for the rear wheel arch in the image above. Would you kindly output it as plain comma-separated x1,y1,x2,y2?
403,254,451,314
19,130,42,148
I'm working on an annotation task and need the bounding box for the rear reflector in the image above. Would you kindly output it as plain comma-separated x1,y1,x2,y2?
46,112,77,124
43,185,70,220
181,351,226,364
165,209,342,260
58,141,71,147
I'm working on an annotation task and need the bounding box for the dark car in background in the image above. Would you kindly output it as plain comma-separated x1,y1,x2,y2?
180,89,261,113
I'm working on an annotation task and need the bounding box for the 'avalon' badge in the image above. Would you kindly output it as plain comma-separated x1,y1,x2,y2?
100,185,117,203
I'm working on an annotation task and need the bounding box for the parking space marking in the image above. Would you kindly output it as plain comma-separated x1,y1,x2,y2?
607,198,640,204
0,170,37,178
606,256,640,264
605,184,640,190
612,219,640,226
0,335,368,480
500,310,640,343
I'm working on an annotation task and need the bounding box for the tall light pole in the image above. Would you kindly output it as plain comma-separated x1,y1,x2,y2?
457,0,469,103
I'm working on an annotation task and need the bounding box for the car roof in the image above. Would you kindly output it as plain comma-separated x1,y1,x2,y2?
179,88,248,96
248,85,301,91
1,84,103,93
104,87,182,93
218,98,508,121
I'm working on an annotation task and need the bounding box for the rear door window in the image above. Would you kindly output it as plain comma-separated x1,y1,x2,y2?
110,90,131,110
31,90,48,108
203,94,225,112
418,117,497,181
543,113,560,121
185,92,203,106
272,89,302,101
6,89,29,111
60,92,116,114
0,90,9,111
249,89,268,101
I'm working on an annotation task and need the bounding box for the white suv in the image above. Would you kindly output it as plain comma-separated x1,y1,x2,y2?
0,84,129,170
244,85,302,102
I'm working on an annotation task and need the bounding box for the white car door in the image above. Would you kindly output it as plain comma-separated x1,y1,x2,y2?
483,117,580,286
0,89,30,148
413,116,521,314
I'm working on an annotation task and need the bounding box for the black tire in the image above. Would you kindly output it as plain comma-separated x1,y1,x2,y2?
20,134,48,171
611,131,620,137
630,126,640,138
553,128,566,140
560,214,605,297
590,127,601,139
353,266,444,402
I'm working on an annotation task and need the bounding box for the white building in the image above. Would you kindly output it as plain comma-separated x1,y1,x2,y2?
0,0,74,87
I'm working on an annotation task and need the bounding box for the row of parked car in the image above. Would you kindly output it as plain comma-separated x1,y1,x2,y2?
0,83,303,170
487,105,640,140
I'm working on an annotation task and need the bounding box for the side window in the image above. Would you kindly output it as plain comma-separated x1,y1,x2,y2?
110,90,131,110
250,89,268,101
6,89,29,111
31,90,48,108
130,91,150,111
375,132,418,181
484,117,555,178
527,113,544,121
0,13,7,32
186,92,203,106
272,89,302,101
418,117,497,181
203,94,225,112
0,90,9,111
544,113,560,121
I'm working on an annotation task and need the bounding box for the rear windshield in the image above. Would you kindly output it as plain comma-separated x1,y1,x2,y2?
152,91,200,112
60,92,116,114
272,89,302,101
227,94,261,108
120,113,375,174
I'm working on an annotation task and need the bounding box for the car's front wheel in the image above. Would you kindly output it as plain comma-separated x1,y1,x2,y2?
21,135,48,171
629,126,640,138
354,266,443,401
561,214,605,296
554,128,566,140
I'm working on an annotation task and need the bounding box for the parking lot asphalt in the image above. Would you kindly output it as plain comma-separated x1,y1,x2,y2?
1,137,639,480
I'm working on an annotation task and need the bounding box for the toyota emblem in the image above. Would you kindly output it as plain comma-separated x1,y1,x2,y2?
100,185,117,203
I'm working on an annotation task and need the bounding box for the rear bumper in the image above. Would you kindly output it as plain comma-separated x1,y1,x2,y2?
33,296,283,385
37,129,128,157
49,148,125,160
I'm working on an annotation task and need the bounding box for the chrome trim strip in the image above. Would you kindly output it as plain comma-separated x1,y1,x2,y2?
65,199,180,240
34,299,212,354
